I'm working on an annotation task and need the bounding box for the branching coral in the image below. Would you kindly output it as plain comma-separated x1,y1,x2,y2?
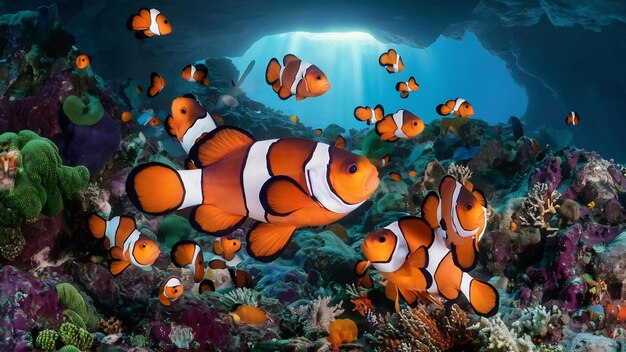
447,163,473,185
289,296,344,336
98,317,122,335
469,314,535,352
510,305,565,345
372,304,473,352
515,183,561,233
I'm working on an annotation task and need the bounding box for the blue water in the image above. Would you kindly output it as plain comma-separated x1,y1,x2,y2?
231,31,528,131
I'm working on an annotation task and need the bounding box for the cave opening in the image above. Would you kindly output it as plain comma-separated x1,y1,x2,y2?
230,31,528,131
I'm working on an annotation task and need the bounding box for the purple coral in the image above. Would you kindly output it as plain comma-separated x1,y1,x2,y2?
530,156,562,194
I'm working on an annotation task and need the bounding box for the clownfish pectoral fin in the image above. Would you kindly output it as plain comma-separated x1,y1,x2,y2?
164,115,177,137
334,135,346,149
188,126,255,168
208,259,227,270
246,222,297,262
224,252,235,261
472,189,487,207
87,213,107,239
436,104,451,116
384,281,401,312
421,192,440,229
451,242,479,272
190,204,245,235
109,260,131,276
283,54,299,66
416,290,442,306
278,87,292,100
463,274,499,317
400,91,409,99
159,294,171,306
398,287,419,308
199,279,215,294
265,58,281,85
109,246,125,261
260,176,320,216
212,240,224,256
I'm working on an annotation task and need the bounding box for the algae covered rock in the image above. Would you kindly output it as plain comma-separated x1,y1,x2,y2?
0,130,89,230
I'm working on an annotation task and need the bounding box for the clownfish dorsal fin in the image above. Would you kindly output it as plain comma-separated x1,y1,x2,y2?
246,222,297,262
451,241,479,272
188,126,255,168
283,54,299,66
463,181,474,191
164,115,177,137
334,136,346,150
209,259,227,270
472,189,487,207
260,176,319,216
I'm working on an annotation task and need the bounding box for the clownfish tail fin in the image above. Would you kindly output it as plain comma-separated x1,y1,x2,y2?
461,273,499,317
126,162,203,215
87,213,107,239
265,58,281,86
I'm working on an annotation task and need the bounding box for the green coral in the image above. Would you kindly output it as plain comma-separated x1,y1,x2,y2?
158,215,193,247
58,346,81,352
76,328,93,351
59,322,79,346
131,334,148,347
0,226,25,261
0,130,90,229
62,93,104,126
35,329,58,352
64,309,86,330
56,283,100,332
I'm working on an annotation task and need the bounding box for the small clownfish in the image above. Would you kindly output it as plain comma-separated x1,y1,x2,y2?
436,98,474,118
147,72,165,98
356,216,499,316
376,155,390,168
290,115,298,124
212,236,242,261
126,8,172,39
159,276,183,306
198,279,216,294
165,94,223,154
87,213,161,276
75,54,91,69
606,303,626,321
421,175,488,271
354,104,384,125
265,54,330,101
375,109,424,142
334,135,347,150
181,64,210,86
379,49,404,73
314,129,323,136
125,126,379,262
530,139,540,155
565,111,580,126
230,305,268,325
389,172,402,182
327,319,358,351
121,111,132,123
395,77,419,99
137,111,161,127
170,240,205,283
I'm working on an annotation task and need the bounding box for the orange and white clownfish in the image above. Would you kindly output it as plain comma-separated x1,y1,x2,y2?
126,8,172,39
159,276,183,306
126,126,379,262
75,54,91,69
395,77,419,99
147,72,165,98
165,94,223,154
265,54,330,101
421,175,487,271
87,213,161,276
565,111,580,126
379,49,404,73
230,304,268,325
375,155,390,168
198,259,254,293
375,109,424,142
212,236,242,261
181,64,210,86
170,240,205,283
354,104,384,125
436,98,474,118
357,216,499,316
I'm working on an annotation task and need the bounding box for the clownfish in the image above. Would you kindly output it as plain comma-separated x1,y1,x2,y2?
376,155,390,168
147,72,165,97
408,170,417,178
375,109,424,142
75,54,90,69
181,64,210,86
606,303,626,321
421,175,487,271
389,172,402,182
395,77,419,99
530,139,540,155
198,259,254,293
335,135,347,150
212,236,242,261
87,213,161,276
230,305,268,325
137,111,161,127
265,54,330,101
126,126,379,262
327,319,358,351
126,8,172,39
159,276,183,306
121,111,132,123
290,115,298,124
356,216,499,316
165,94,223,154
565,111,580,126
379,49,404,73
436,98,474,118
170,240,205,283
354,104,384,125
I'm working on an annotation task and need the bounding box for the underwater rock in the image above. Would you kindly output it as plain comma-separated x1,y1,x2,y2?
596,231,626,300
568,333,621,352
530,156,562,194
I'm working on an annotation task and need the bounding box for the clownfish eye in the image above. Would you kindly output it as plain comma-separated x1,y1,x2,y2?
316,75,321,80
173,288,178,293
465,203,473,211
141,243,147,249
181,108,187,114
413,121,418,126
233,242,237,246
347,164,358,174
378,235,386,243
164,19,169,24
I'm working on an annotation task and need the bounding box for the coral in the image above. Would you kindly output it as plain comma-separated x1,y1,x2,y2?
440,116,469,135
35,329,58,352
289,296,344,336
56,283,99,332
0,226,25,261
158,215,193,247
557,199,580,225
58,346,81,352
510,305,565,344
59,322,80,346
515,183,561,233
447,163,473,184
222,288,262,307
469,314,535,352
131,334,148,347
530,157,563,194
76,328,93,350
0,130,89,231
568,333,621,352
62,93,104,126
420,160,446,192
98,317,122,335
602,198,625,225
327,319,358,350
0,148,20,191
169,323,195,349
